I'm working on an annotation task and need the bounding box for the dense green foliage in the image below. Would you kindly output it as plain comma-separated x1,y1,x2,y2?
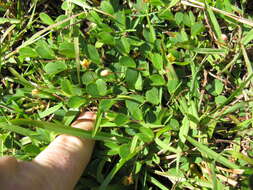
1,0,253,189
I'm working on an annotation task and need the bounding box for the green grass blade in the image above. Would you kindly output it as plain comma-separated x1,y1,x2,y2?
38,103,63,118
179,117,190,143
9,67,34,87
242,45,253,85
186,136,239,169
205,1,222,41
221,102,247,116
194,48,227,54
210,162,218,190
149,176,170,190
155,138,179,154
92,108,103,137
74,37,81,85
228,150,253,165
242,29,253,45
11,119,128,143
0,122,42,141
169,0,180,8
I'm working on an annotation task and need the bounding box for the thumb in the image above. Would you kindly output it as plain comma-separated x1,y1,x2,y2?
0,156,18,178
33,111,96,190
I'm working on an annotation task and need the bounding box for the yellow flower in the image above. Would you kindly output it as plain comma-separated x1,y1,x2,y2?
166,53,176,62
80,59,91,68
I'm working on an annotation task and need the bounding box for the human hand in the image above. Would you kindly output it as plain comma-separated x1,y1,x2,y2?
0,111,96,190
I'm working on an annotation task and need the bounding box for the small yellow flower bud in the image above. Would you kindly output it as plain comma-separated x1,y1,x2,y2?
100,69,110,77
32,89,40,96
221,34,228,41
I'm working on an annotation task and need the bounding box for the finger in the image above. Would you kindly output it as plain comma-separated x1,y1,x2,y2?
33,111,96,190
0,156,18,178
71,111,96,131
0,156,20,189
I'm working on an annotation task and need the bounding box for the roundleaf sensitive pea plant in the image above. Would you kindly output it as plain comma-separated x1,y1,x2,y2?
1,0,253,189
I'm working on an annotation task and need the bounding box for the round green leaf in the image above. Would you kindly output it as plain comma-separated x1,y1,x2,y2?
39,12,55,25
68,96,88,108
96,79,107,96
150,53,163,71
35,40,55,59
215,95,227,105
86,83,99,97
119,56,136,68
150,74,165,86
44,61,67,75
59,42,75,58
139,127,154,141
145,87,160,105
125,69,138,89
100,1,114,14
82,71,97,85
116,37,130,55
87,44,100,64
98,32,115,45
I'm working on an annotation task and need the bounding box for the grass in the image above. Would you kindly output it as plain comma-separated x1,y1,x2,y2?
1,0,253,189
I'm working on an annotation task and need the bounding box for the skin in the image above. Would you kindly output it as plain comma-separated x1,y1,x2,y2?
0,111,96,190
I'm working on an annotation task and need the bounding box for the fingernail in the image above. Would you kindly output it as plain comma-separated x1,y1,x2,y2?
77,112,96,120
